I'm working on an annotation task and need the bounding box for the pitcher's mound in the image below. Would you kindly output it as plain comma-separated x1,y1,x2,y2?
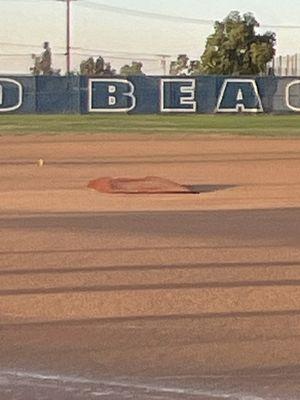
88,176,192,194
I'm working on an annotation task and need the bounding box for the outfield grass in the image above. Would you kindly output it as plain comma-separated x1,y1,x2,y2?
1,114,300,136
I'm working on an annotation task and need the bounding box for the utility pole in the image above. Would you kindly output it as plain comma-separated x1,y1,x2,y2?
66,0,71,74
58,0,76,74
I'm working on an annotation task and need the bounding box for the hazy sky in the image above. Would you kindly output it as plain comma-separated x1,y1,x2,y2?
0,0,300,73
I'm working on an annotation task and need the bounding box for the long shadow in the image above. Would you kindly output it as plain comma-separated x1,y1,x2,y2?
1,209,300,240
1,278,300,297
1,260,300,276
1,309,300,330
1,210,299,262
185,184,236,193
0,243,294,256
0,156,298,165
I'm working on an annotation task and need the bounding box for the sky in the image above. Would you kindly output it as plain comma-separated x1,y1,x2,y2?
0,0,300,73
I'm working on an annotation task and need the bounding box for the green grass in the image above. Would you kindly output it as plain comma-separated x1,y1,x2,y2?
1,114,300,136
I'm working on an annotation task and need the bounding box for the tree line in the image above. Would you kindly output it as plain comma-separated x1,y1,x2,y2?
31,11,276,77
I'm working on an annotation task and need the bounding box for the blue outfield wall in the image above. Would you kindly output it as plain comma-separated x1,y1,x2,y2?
36,75,80,113
1,75,300,114
0,77,36,113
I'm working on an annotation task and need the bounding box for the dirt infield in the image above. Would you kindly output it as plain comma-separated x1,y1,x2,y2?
1,134,300,399
1,134,300,213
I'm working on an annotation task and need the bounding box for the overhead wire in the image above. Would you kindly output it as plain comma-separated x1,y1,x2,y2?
77,0,300,30
1,0,300,74
1,0,300,30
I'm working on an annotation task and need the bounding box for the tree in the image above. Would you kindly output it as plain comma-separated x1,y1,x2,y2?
169,54,190,76
120,61,144,76
30,41,61,76
80,56,116,76
169,56,202,76
80,57,95,75
200,11,276,75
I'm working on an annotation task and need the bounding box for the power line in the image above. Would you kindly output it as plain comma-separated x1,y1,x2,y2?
0,0,49,1
76,1,214,26
262,24,300,30
72,46,172,58
0,53,65,57
1,0,300,30
76,0,300,30
0,41,66,50
73,52,161,62
0,54,34,57
0,41,173,59
0,41,40,48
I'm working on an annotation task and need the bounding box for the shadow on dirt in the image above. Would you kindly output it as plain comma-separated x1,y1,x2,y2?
185,184,236,194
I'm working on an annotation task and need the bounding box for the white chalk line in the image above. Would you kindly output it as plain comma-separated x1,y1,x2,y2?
153,372,300,380
0,369,272,400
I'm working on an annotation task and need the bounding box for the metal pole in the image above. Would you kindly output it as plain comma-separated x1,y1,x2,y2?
66,0,71,74
161,56,166,75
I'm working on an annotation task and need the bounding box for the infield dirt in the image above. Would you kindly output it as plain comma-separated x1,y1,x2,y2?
0,134,300,212
0,134,300,399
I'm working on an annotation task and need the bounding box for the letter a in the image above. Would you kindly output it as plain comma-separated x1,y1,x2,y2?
216,79,263,113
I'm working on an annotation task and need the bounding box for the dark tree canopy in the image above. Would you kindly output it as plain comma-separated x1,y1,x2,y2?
200,11,276,75
120,61,144,76
80,56,116,76
169,55,202,76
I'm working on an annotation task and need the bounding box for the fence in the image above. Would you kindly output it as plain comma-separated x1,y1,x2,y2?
273,55,300,76
1,75,300,114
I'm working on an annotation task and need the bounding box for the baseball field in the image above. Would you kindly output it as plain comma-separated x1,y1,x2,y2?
0,114,300,399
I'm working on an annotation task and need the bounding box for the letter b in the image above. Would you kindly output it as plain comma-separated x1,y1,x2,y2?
89,79,136,112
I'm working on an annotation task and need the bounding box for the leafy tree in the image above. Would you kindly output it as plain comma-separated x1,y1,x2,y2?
120,61,144,76
95,56,105,75
30,42,61,76
169,54,190,76
169,56,202,76
80,57,95,75
189,60,201,75
200,11,276,75
80,56,116,76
